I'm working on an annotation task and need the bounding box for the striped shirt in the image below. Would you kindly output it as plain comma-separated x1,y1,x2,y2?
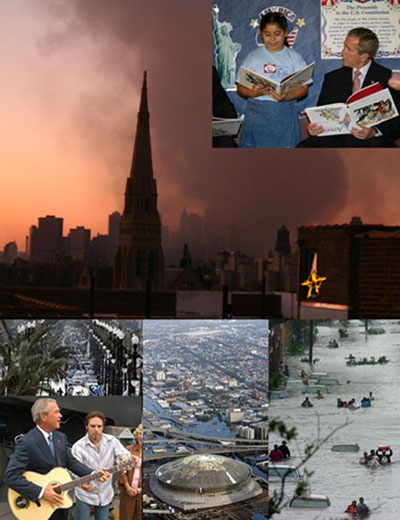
72,433,130,506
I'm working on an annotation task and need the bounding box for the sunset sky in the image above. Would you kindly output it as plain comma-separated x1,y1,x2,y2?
1,0,400,257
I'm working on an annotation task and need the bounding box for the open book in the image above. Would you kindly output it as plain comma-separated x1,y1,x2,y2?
238,61,315,95
212,117,242,137
305,82,399,136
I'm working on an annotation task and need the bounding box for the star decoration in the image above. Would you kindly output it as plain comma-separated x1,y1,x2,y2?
250,18,259,28
301,272,327,299
297,18,306,27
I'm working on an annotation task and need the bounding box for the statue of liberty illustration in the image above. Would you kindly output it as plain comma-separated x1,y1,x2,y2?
212,4,242,89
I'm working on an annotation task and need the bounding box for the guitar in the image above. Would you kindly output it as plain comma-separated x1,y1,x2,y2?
8,458,135,520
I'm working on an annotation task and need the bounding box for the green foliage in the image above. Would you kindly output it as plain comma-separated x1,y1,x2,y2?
0,320,70,395
269,372,285,390
267,417,350,518
269,419,297,441
287,341,305,355
304,444,315,457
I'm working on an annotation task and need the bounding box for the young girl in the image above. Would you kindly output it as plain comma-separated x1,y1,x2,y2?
236,12,309,148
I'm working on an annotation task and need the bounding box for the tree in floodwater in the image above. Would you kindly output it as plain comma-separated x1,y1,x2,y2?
268,418,351,518
0,320,70,395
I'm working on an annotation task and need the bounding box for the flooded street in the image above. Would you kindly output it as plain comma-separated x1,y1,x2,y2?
270,320,400,519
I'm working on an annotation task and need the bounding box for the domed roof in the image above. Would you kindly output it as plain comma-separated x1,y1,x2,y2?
150,454,263,511
155,454,251,493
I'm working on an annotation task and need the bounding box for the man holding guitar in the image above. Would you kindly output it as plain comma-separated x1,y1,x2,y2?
4,398,110,520
71,410,134,520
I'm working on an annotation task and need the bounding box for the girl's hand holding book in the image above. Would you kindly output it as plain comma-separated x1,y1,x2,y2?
250,84,271,98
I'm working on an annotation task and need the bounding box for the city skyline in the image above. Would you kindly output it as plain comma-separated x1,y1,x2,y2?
2,1,400,257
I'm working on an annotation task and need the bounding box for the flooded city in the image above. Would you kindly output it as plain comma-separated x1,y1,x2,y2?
143,320,268,519
269,320,400,519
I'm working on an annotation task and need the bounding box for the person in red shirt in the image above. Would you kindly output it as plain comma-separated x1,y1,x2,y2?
269,444,284,463
345,500,357,515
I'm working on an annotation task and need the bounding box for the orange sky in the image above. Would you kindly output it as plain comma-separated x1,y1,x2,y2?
0,1,203,251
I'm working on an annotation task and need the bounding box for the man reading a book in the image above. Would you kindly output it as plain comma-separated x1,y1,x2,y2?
298,27,400,147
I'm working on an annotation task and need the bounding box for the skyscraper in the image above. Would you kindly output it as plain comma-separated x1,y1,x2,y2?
3,241,18,264
29,215,63,262
108,211,121,254
68,226,91,259
114,72,164,290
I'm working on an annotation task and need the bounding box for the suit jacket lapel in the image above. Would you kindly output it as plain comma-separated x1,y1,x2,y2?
34,427,57,464
341,67,353,101
53,431,61,466
362,61,377,88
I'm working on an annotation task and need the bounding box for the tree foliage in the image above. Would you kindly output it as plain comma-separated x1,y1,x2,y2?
268,417,351,517
0,320,70,395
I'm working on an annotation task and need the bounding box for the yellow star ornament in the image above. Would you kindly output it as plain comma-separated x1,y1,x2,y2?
301,272,327,299
297,18,306,27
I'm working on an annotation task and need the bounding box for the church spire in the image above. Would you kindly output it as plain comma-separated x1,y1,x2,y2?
130,71,153,180
114,72,164,290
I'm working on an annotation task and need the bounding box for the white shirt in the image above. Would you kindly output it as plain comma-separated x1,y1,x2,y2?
352,60,372,89
72,433,130,506
36,425,53,447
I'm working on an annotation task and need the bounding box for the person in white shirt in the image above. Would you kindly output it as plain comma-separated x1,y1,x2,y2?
72,410,131,520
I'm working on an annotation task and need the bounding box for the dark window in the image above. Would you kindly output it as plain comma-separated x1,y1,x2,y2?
148,250,154,279
136,250,142,277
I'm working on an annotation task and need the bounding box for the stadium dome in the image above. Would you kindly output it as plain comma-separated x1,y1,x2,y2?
150,454,262,510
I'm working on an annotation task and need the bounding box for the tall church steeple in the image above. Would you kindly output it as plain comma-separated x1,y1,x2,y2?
114,72,164,290
130,71,153,179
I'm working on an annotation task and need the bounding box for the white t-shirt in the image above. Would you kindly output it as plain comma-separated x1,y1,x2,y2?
237,45,308,101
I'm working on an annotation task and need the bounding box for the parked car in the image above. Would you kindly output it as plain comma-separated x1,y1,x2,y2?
367,321,385,334
308,372,329,382
289,494,331,508
316,377,340,386
268,465,305,503
303,384,330,395
270,390,292,399
268,465,302,481
331,443,360,452
285,380,305,392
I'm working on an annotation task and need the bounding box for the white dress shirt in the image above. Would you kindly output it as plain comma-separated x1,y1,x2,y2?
352,60,372,88
72,433,130,506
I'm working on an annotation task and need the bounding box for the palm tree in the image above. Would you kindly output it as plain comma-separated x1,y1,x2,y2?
0,320,70,395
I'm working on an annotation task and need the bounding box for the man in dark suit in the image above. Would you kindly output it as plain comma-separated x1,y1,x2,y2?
213,66,239,148
4,399,107,520
298,28,400,147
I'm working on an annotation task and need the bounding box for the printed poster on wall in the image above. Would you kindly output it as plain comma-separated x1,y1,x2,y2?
321,0,400,59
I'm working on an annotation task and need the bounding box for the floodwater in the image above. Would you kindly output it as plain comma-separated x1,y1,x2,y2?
270,320,400,520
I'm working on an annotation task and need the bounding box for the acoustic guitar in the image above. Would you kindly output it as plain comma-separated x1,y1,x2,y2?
8,458,134,520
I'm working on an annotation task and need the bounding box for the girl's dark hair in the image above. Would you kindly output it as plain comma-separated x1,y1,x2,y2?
260,13,289,45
